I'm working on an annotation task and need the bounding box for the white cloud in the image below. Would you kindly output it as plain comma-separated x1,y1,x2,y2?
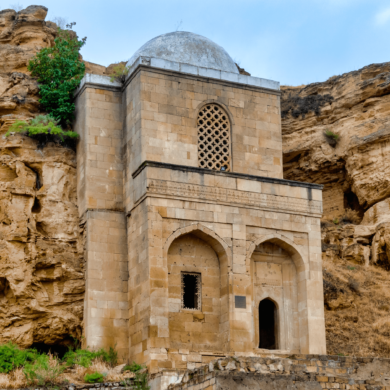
375,7,390,26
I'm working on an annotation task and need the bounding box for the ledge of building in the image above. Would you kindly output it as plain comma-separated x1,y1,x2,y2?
74,73,121,98
74,57,280,98
132,161,323,190
126,56,280,91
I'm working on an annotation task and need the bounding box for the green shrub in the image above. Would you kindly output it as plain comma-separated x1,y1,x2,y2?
0,342,40,374
28,23,86,126
5,115,79,149
105,345,118,367
84,372,104,383
63,345,117,368
63,348,102,368
134,371,150,390
124,361,143,372
109,63,131,83
23,354,64,386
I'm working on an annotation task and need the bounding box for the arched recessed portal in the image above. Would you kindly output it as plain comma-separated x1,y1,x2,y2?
251,239,300,352
167,233,223,352
259,298,278,349
163,223,231,354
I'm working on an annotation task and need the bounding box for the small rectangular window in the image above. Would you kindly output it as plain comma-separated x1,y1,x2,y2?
181,272,201,310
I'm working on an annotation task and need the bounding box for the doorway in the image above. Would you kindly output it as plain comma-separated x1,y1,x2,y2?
259,298,278,349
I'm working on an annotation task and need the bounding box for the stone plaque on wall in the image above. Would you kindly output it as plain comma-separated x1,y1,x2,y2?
235,295,247,309
255,262,282,286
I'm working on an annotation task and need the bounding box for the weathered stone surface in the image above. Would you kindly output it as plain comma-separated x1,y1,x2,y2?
282,62,390,219
0,6,57,120
0,125,83,346
166,355,390,389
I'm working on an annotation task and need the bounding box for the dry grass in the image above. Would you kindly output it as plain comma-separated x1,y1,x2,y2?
340,209,362,225
0,358,135,388
0,369,27,389
61,359,134,385
324,254,390,357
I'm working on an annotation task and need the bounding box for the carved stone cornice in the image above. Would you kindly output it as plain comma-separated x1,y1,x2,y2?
145,179,322,216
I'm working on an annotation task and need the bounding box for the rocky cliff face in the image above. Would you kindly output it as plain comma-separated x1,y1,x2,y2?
282,63,390,220
0,6,84,349
281,63,390,356
0,6,57,120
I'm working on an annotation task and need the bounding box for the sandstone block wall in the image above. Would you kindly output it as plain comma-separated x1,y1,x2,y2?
74,84,129,360
124,68,283,184
128,163,325,372
74,65,325,372
165,355,390,390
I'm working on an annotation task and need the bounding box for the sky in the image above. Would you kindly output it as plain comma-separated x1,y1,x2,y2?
6,0,390,86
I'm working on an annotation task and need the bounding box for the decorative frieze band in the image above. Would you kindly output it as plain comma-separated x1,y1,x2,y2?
146,179,322,215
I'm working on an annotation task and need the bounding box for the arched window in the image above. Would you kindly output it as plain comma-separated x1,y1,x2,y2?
197,104,231,172
259,298,278,349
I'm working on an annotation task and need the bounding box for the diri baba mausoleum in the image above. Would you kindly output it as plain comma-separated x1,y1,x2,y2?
73,31,326,374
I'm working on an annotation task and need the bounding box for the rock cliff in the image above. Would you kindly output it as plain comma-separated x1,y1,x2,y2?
282,63,390,220
0,6,84,349
281,63,390,356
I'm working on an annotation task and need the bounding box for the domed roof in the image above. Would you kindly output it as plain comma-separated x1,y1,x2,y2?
127,31,239,74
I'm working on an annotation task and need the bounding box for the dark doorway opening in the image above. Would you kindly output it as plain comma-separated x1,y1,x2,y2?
182,272,201,310
259,299,278,349
30,343,70,359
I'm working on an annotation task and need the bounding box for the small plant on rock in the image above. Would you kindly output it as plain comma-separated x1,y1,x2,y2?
134,371,150,390
340,209,362,225
324,129,340,147
124,361,143,372
84,372,104,383
121,371,150,390
105,345,118,367
5,115,79,149
109,62,131,83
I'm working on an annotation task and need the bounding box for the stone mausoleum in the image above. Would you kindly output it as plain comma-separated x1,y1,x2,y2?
73,31,326,374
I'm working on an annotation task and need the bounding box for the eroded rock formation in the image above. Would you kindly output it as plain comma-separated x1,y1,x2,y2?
0,131,84,348
0,6,57,119
0,6,85,348
282,63,390,220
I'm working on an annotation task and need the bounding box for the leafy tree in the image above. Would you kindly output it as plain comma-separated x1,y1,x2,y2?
28,23,86,126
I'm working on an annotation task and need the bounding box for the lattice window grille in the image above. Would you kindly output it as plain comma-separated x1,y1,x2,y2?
181,272,201,310
197,104,231,172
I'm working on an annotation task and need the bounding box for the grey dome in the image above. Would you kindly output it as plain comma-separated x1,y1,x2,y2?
127,31,239,74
